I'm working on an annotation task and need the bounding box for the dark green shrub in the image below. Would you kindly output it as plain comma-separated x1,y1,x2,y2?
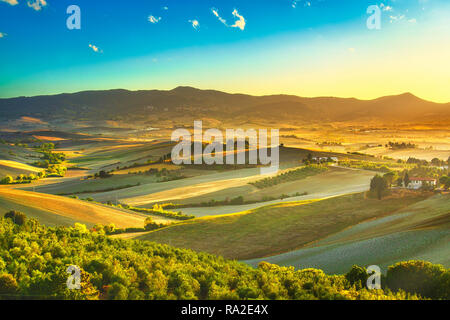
386,260,447,299
4,210,27,226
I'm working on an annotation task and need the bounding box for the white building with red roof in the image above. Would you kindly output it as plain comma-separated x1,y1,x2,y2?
408,177,437,189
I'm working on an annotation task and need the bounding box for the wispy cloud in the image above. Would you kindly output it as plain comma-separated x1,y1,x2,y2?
211,8,227,26
230,9,246,30
389,14,405,23
148,15,162,24
0,32,7,38
380,3,393,12
27,0,47,11
189,19,200,30
292,0,311,9
0,0,18,5
211,8,246,30
89,44,102,53
382,3,417,24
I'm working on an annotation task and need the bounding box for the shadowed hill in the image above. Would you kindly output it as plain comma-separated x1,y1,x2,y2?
1,87,448,123
0,188,146,228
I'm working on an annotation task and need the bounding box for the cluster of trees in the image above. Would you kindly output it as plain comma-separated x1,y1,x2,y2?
35,152,66,167
250,165,327,189
45,164,67,178
386,142,417,150
369,169,447,199
35,143,57,152
0,142,69,184
176,196,246,208
406,157,430,166
430,158,449,167
33,143,66,170
61,183,141,196
405,156,450,168
0,213,448,300
91,217,165,236
316,141,342,147
339,160,391,173
0,172,43,185
130,204,195,220
86,200,196,221
1,167,66,186
153,169,186,183
95,170,113,179
0,138,39,146
169,191,309,209
439,176,450,190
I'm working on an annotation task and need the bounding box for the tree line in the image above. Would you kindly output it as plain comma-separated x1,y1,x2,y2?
0,212,448,300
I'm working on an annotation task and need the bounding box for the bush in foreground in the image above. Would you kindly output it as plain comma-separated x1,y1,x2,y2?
0,216,447,300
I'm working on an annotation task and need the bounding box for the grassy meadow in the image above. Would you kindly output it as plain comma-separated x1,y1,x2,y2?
139,191,432,260
0,119,448,301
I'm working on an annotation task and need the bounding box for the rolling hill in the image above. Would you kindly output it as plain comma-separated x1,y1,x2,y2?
138,192,432,260
0,188,147,228
0,87,449,124
0,160,44,178
245,194,450,274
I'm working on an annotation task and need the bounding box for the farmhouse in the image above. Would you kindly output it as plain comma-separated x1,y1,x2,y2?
407,177,437,190
312,157,338,163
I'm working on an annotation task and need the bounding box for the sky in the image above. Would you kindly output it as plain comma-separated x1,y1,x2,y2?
0,0,449,102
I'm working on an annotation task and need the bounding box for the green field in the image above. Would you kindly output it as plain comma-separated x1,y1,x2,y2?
139,192,429,260
28,174,159,195
0,188,155,228
245,194,450,274
169,166,374,211
0,160,44,178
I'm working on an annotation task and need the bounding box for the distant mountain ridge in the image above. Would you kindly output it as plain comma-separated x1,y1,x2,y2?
0,86,448,123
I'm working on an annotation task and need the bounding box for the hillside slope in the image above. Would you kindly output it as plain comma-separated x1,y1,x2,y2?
245,194,450,274
138,192,430,260
1,87,448,123
0,188,146,228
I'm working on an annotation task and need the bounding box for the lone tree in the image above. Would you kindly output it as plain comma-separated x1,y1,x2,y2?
439,176,450,190
403,172,410,188
4,210,27,226
383,171,397,188
370,174,389,200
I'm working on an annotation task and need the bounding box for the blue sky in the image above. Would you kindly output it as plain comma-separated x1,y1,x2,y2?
0,0,449,102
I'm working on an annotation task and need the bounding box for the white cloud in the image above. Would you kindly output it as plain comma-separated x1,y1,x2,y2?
408,18,417,23
389,14,405,23
380,3,393,12
148,15,162,24
230,9,246,30
211,8,246,31
89,44,102,53
189,19,200,30
0,0,18,5
162,6,168,10
1,0,49,11
0,32,7,38
27,0,47,11
211,8,227,26
292,0,311,9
